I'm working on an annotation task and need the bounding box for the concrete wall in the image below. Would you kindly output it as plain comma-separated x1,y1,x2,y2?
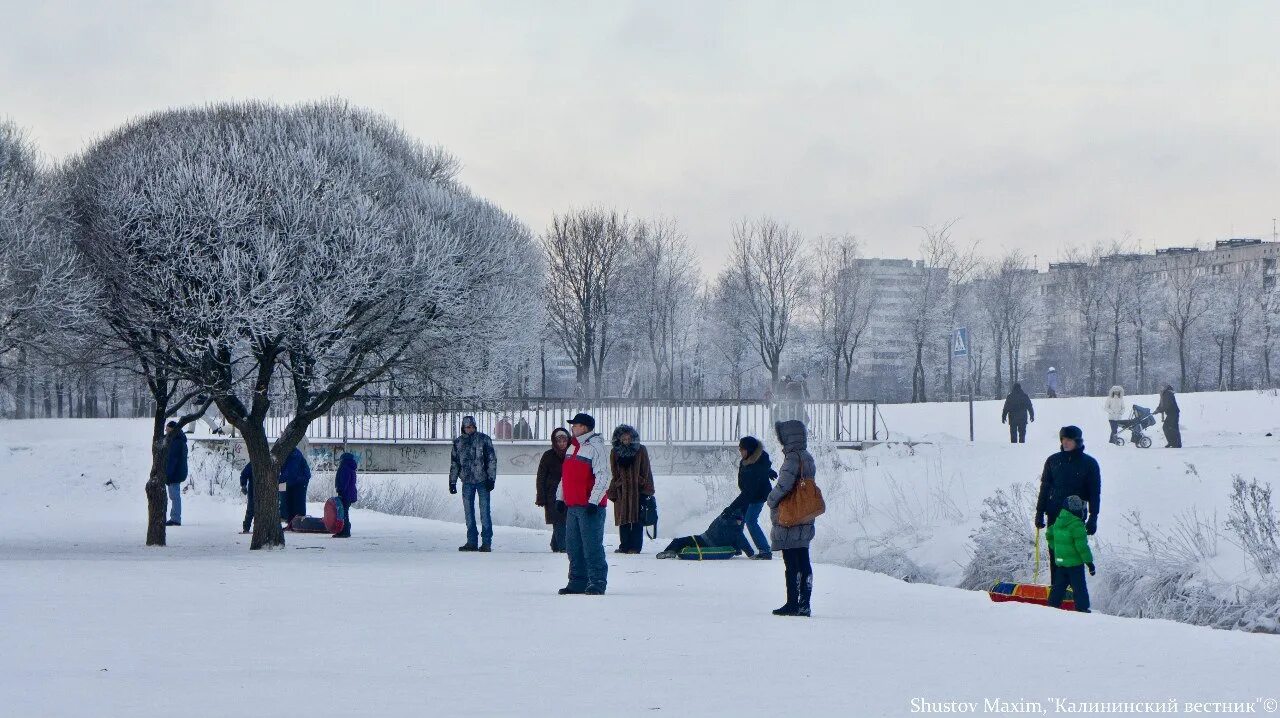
195,437,742,476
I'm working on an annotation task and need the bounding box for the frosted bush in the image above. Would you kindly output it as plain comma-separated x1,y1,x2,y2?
958,482,1039,590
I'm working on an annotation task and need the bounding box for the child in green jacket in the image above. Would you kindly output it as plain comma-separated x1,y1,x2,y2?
1045,495,1094,612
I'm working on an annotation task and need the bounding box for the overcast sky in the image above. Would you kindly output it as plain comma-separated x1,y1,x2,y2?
3,0,1278,273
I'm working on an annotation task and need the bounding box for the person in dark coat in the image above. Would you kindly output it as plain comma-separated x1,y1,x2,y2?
239,463,254,534
163,421,188,526
1156,385,1182,448
279,446,312,527
450,415,498,551
737,436,776,559
1001,383,1035,444
1034,425,1101,584
655,496,755,558
535,428,571,552
607,424,656,554
767,420,817,617
333,452,358,538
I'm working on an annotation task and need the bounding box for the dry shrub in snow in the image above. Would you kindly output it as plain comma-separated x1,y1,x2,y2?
1225,476,1280,575
958,482,1039,590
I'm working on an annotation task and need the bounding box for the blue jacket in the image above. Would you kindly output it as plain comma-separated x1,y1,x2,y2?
164,430,188,484
279,448,311,488
1035,445,1101,526
335,452,358,504
239,464,254,497
694,496,753,555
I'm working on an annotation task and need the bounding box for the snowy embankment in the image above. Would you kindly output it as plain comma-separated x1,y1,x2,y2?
2,418,1279,717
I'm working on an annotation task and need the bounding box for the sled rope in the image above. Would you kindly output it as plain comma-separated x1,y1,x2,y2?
1033,527,1041,584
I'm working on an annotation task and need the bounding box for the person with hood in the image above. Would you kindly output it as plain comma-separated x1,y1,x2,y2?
556,412,611,595
239,463,255,534
607,424,656,554
1104,386,1126,444
163,421,188,526
1156,385,1182,448
767,420,818,617
279,445,312,527
737,436,776,559
1045,495,1095,612
333,452,358,538
1001,383,1035,444
450,415,498,552
1034,426,1101,584
1046,367,1059,398
655,496,755,558
535,427,571,552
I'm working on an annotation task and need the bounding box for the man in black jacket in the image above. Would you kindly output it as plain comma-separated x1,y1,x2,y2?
1156,385,1181,448
164,421,188,527
1001,383,1035,444
1035,425,1101,582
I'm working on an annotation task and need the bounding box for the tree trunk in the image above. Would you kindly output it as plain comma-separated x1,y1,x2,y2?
145,411,169,546
243,426,286,550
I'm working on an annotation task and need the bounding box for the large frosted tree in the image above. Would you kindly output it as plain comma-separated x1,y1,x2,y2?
68,100,536,549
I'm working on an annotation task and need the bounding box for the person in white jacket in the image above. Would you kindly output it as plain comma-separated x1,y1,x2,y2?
1104,386,1126,443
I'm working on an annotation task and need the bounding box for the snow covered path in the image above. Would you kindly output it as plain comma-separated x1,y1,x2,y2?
2,420,1279,717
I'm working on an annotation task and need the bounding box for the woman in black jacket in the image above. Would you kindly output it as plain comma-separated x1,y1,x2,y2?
737,436,777,560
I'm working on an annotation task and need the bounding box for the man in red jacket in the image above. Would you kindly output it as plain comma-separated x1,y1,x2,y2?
556,412,610,595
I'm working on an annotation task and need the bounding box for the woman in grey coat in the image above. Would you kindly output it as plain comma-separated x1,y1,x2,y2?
766,419,817,617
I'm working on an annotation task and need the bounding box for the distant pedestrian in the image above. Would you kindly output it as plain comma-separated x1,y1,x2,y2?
1045,495,1094,613
607,425,655,554
655,496,755,558
333,452,357,538
737,436,776,559
1156,385,1182,448
1104,386,1126,444
513,417,534,440
1046,367,1059,398
535,428,571,552
1034,426,1101,585
163,421,188,527
767,420,817,617
239,463,254,534
279,446,311,527
449,415,497,552
495,416,514,440
1001,383,1035,444
556,412,610,595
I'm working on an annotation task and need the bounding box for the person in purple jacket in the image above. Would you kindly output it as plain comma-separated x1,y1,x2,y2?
334,452,358,538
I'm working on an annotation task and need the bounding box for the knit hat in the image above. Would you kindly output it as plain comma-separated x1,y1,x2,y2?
1065,495,1088,518
1059,425,1083,441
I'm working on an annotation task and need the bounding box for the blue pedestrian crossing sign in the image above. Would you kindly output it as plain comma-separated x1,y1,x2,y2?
952,327,970,358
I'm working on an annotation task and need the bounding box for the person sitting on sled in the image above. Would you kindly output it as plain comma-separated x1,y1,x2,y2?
656,496,755,559
1045,494,1094,613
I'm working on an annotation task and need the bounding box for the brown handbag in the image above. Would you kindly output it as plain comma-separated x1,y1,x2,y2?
777,475,826,527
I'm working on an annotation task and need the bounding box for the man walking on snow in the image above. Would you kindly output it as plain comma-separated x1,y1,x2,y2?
450,415,498,552
1001,382,1034,444
1034,425,1101,584
556,412,610,595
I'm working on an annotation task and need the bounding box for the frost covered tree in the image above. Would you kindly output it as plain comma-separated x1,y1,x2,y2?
904,221,960,403
0,121,97,370
1060,247,1106,396
719,216,809,391
812,235,875,399
543,208,629,398
67,100,536,549
1159,265,1212,391
626,219,698,398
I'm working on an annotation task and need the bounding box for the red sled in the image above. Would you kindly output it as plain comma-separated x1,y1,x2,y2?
323,497,347,534
988,581,1075,611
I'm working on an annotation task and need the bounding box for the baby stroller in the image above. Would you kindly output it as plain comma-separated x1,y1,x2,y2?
1111,404,1156,448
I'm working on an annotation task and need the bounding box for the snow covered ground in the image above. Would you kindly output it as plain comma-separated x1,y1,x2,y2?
3,401,1280,716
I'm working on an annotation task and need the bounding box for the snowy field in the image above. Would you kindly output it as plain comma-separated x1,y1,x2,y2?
3,396,1280,716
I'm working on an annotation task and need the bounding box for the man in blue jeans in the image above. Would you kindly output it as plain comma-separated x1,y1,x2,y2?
556,413,611,595
163,421,188,526
450,415,498,552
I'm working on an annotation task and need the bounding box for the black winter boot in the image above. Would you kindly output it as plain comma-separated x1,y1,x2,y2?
796,572,813,617
772,567,800,616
